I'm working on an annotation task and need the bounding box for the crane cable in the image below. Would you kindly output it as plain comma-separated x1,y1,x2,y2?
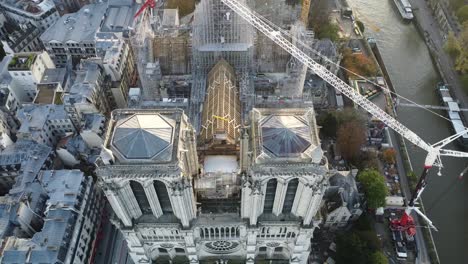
247,6,459,126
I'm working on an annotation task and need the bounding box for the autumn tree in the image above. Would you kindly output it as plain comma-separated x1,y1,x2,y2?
337,121,366,161
382,148,397,164
342,48,378,77
318,108,365,139
357,169,388,209
444,31,461,59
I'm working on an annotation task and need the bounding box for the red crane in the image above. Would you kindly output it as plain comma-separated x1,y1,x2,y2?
134,0,157,19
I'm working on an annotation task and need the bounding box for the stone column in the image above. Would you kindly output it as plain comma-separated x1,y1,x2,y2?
294,182,313,217
120,182,142,219
169,180,191,228
184,231,199,263
272,179,287,215
143,181,163,218
290,229,313,264
291,180,305,215
303,191,324,226
249,180,262,226
105,189,132,226
241,177,251,219
245,230,257,264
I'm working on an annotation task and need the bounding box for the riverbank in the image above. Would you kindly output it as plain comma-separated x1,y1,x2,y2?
369,41,439,264
410,0,468,123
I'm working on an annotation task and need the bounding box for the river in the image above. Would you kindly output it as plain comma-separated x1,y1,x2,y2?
347,0,468,263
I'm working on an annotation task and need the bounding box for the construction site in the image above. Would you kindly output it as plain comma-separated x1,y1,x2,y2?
129,0,320,130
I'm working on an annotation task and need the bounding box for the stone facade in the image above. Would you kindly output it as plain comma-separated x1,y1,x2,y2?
97,107,329,263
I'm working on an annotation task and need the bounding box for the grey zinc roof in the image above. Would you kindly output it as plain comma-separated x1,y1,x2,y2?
260,115,312,157
112,114,174,159
40,3,107,43
101,5,136,32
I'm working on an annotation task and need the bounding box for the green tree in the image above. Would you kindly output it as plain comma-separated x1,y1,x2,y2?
335,232,369,264
407,171,418,189
357,169,388,209
444,31,461,58
456,5,468,23
461,74,468,94
317,23,340,41
456,23,468,73
356,20,365,33
318,111,338,138
449,0,465,11
369,251,388,264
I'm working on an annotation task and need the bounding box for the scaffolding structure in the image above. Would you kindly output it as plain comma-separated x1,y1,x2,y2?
190,0,255,130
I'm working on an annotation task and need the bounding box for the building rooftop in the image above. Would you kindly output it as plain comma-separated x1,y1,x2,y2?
40,3,107,43
17,104,69,133
82,113,105,132
7,53,37,71
261,115,312,157
100,1,137,33
0,139,53,195
1,170,90,264
40,68,67,85
34,83,61,104
112,114,174,160
0,0,56,16
250,108,323,163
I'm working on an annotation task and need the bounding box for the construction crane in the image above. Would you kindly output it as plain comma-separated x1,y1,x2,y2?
220,0,468,236
134,0,157,19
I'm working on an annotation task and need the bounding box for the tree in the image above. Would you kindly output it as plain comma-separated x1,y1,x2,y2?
318,111,338,138
369,251,388,264
456,5,468,23
382,148,397,164
456,23,468,73
342,48,378,77
407,171,418,189
317,23,340,41
462,74,468,94
356,150,379,170
449,0,465,11
318,109,364,139
335,232,369,264
309,0,340,42
356,20,365,33
444,31,461,59
337,121,366,161
357,169,388,209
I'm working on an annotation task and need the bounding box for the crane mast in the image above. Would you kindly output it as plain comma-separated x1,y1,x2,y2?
221,0,468,235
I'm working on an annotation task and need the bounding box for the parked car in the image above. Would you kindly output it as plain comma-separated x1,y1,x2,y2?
395,241,408,259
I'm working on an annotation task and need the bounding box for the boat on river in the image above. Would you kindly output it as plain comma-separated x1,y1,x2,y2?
436,83,468,148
